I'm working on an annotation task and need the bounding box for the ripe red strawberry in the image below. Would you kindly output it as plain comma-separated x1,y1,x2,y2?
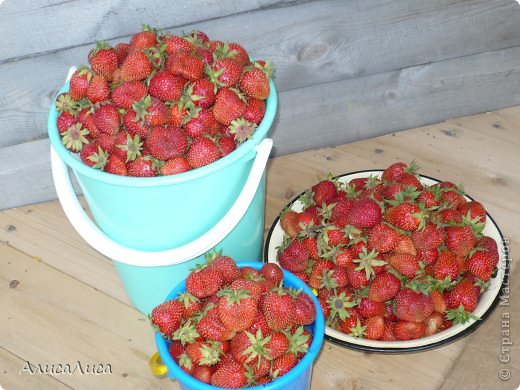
323,226,349,247
384,202,424,231
114,42,130,65
213,87,247,126
210,356,248,388
239,67,270,100
164,34,195,55
394,234,417,256
186,341,223,366
139,96,172,127
381,319,397,341
381,182,406,200
412,223,445,251
186,136,221,169
61,122,89,152
207,254,242,284
424,311,444,336
148,71,186,102
86,74,110,103
262,286,295,331
113,132,143,162
394,289,434,323
458,200,487,223
243,98,266,125
438,208,463,224
398,172,423,190
217,135,237,157
381,162,408,182
265,332,290,360
88,41,118,81
218,288,258,332
168,340,185,363
129,26,157,52
185,109,218,138
430,290,446,313
57,112,77,134
260,263,284,285
111,81,148,109
368,223,399,253
312,180,337,205
345,265,370,290
393,320,426,341
446,278,478,312
120,50,153,82
433,249,460,281
334,247,355,267
145,126,187,160
271,353,297,378
228,42,250,65
417,189,439,208
192,365,214,385
476,236,500,267
358,298,387,318
166,51,204,81
387,253,420,279
277,239,309,273
247,310,273,338
292,291,317,325
122,109,150,139
186,265,224,299
92,103,120,135
368,272,401,302
185,78,215,109
345,197,382,229
150,299,184,338
80,142,104,168
208,57,243,88
466,251,495,281
196,306,236,341
417,248,438,266
364,316,385,340
69,67,91,100
161,157,191,175
445,225,477,257
126,155,156,177
177,291,202,319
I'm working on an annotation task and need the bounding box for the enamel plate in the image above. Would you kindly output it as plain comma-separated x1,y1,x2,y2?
264,170,510,352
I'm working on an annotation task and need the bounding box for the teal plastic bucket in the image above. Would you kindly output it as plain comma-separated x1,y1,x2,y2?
154,262,325,389
48,67,277,314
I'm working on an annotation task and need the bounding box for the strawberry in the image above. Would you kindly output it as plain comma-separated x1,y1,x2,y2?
476,236,500,267
126,155,156,177
334,246,355,267
228,42,250,65
260,263,284,285
207,254,242,284
312,180,337,205
61,123,89,152
148,71,186,102
163,34,195,55
381,162,408,182
166,51,204,81
262,286,295,331
186,78,216,109
394,320,426,341
207,57,243,88
69,67,92,100
145,125,187,160
111,81,148,109
136,96,172,127
445,225,477,257
446,278,478,312
417,248,438,266
265,332,290,360
345,265,370,290
92,103,120,135
417,189,439,208
86,74,110,103
192,365,214,384
217,135,237,157
357,298,387,318
412,223,445,251
217,288,258,332
433,249,460,281
394,289,434,323
387,253,420,279
177,291,202,319
381,319,397,341
88,41,118,81
113,132,143,162
120,50,153,82
150,299,184,338
368,272,401,302
80,142,104,168
381,182,406,200
168,340,185,363
466,251,494,281
277,239,309,273
186,341,223,366
368,223,399,253
292,291,317,325
243,98,266,125
114,42,130,65
430,290,446,313
398,172,423,190
458,200,487,223
210,356,248,388
213,87,247,126
424,311,444,336
438,208,463,224
363,316,385,340
196,306,236,342
129,26,157,52
161,157,191,175
271,353,297,378
239,67,270,100
186,265,224,299
394,234,417,256
185,108,218,138
186,136,221,169
228,118,257,143
57,112,77,134
384,202,424,231
345,197,382,229
122,109,150,139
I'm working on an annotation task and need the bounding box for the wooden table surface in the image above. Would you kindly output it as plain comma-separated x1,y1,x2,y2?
1,107,519,390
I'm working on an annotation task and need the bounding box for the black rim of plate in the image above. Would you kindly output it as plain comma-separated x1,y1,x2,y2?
263,169,511,353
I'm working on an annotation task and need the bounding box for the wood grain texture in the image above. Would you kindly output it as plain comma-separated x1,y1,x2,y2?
1,106,519,389
1,0,520,148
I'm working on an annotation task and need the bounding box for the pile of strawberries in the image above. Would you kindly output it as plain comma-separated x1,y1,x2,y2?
275,161,500,341
55,26,272,176
150,254,318,388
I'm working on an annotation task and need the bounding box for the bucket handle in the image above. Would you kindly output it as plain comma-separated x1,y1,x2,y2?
50,137,272,267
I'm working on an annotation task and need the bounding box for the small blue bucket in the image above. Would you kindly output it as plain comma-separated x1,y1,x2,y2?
153,262,325,390
48,68,277,314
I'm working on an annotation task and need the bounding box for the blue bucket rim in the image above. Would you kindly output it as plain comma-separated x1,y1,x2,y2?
48,79,277,187
155,261,325,389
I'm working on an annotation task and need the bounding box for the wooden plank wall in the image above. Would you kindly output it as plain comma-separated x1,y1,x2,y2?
2,0,520,210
